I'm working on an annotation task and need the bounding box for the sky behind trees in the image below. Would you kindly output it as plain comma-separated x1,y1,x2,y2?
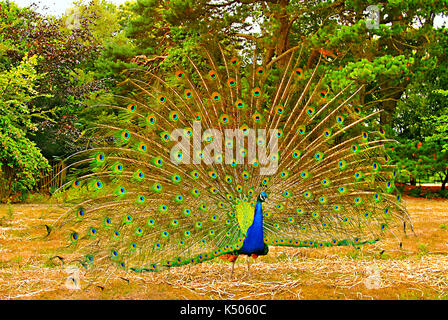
14,0,128,16
11,0,448,28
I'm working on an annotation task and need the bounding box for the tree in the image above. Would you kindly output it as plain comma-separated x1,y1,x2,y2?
392,28,448,192
99,0,447,126
0,54,49,202
0,0,107,159
86,0,448,194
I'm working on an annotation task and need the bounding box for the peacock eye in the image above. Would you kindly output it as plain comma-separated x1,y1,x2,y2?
50,48,408,275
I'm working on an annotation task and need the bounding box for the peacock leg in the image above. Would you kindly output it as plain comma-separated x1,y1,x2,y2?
246,256,251,278
186,265,192,281
222,254,238,280
230,260,236,280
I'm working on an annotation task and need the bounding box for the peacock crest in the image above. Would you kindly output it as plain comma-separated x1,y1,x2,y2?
51,42,411,273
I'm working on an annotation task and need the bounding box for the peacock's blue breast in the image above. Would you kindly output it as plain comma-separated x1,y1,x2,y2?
238,202,266,255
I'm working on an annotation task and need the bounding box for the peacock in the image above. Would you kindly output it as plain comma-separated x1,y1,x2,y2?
50,42,411,277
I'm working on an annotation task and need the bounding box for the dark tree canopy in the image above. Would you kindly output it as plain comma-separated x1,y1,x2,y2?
0,0,447,202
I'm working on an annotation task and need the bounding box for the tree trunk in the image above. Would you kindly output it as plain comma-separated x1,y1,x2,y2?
264,0,291,67
0,165,15,203
410,177,417,186
377,5,408,126
379,86,407,125
442,170,448,191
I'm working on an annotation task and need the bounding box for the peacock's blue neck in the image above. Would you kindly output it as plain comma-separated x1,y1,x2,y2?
252,201,264,234
239,201,265,255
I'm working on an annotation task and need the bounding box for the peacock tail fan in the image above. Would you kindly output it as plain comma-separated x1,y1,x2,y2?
51,42,411,273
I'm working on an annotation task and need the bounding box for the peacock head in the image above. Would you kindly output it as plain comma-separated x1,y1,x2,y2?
257,192,268,203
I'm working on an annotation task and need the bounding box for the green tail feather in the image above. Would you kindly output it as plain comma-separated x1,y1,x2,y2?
51,42,411,272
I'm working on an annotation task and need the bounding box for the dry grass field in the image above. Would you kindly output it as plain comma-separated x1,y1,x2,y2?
0,196,448,300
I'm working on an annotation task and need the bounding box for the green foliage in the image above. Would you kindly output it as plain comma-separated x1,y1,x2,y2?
407,186,425,198
417,243,429,256
0,54,49,202
392,28,448,191
64,0,121,44
424,113,448,153
0,0,447,202
0,0,107,159
392,141,448,184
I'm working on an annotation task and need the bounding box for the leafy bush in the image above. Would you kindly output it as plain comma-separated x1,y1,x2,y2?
0,55,49,202
408,186,424,198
